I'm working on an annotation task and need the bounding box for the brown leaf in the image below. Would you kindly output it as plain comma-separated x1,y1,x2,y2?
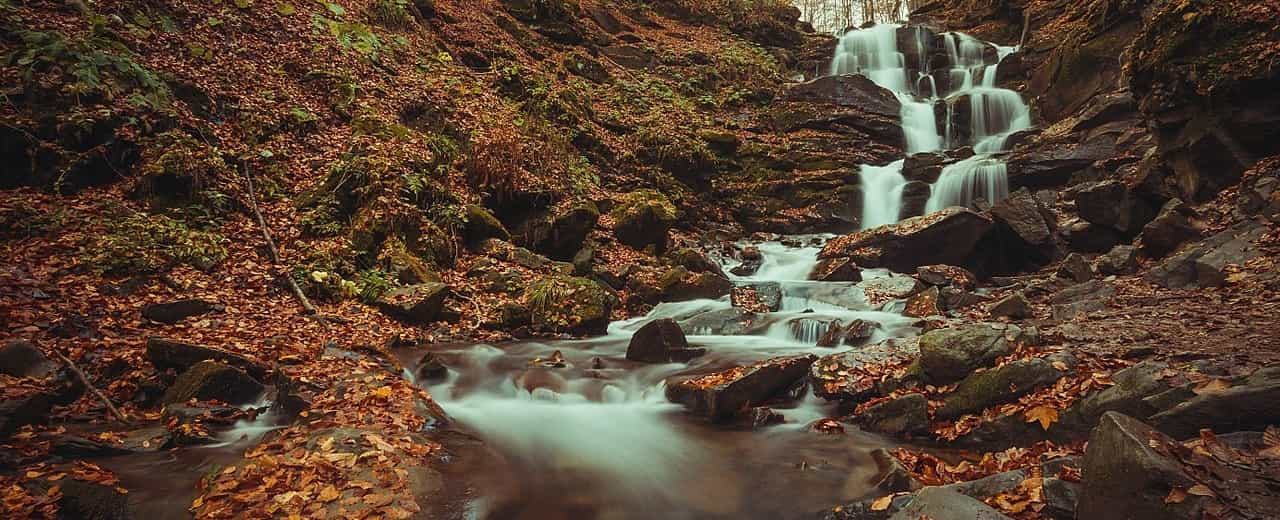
1192,379,1232,395
1165,488,1188,504
870,495,894,511
1024,405,1059,430
1187,484,1214,497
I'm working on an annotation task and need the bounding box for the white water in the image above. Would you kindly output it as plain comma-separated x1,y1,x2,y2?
831,25,1031,229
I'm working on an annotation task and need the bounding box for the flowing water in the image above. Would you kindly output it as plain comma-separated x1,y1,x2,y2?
833,24,1031,229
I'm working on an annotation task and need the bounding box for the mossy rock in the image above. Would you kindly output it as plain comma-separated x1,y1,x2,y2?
657,266,733,302
564,52,609,83
376,282,450,325
463,204,510,246
518,202,599,261
524,275,616,336
161,361,264,406
379,238,441,284
610,190,677,252
937,356,1070,420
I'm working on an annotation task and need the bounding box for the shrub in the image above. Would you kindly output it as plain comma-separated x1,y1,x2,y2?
80,212,228,275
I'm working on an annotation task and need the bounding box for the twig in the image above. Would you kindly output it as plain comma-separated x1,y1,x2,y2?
53,351,130,425
240,162,329,328
1018,9,1032,48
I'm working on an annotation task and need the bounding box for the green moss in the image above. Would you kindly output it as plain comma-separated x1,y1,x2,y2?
80,211,228,275
132,130,235,215
524,275,616,334
610,189,677,224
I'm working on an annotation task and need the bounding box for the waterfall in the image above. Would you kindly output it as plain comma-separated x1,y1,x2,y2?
831,24,1031,229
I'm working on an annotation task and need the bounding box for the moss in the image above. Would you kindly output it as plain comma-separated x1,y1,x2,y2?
524,275,616,335
80,211,228,275
132,130,235,215
610,189,678,223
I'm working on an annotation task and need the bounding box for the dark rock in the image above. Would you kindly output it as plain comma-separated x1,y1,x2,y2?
888,486,1012,520
858,275,925,307
936,355,1073,419
810,338,921,404
783,74,901,115
989,292,1032,320
870,447,921,493
916,265,977,290
55,478,132,520
1049,279,1115,305
941,287,991,310
730,246,763,276
626,318,691,363
1144,221,1267,289
145,337,267,380
376,283,450,325
0,390,54,438
601,45,656,70
563,52,609,83
678,307,760,336
666,354,817,422
810,257,862,282
526,276,616,336
1007,136,1115,189
1064,221,1124,253
733,282,782,311
855,393,930,436
141,298,215,324
1150,366,1280,439
901,152,948,184
818,208,994,274
658,267,733,302
1070,361,1175,427
160,361,264,406
534,203,600,260
919,323,1035,384
667,248,726,278
902,286,941,318
818,319,879,347
1077,412,1209,520
1138,198,1201,258
1057,253,1093,283
738,406,785,430
991,187,1055,246
463,204,510,245
898,181,932,219
1042,477,1080,520
571,246,594,276
0,340,52,378
416,353,448,382
1094,244,1138,275
1236,157,1280,221
585,7,626,34
1075,180,1156,234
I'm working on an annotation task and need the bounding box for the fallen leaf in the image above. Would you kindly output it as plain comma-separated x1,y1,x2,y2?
1165,488,1188,504
1192,379,1232,395
1024,405,1059,430
870,495,894,511
1187,484,1214,496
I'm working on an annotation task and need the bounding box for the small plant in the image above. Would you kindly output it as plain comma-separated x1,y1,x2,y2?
81,212,228,275
355,268,396,303
369,0,413,29
9,25,170,109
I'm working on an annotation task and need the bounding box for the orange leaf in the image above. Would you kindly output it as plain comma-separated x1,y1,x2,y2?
870,495,894,511
1193,379,1232,395
1024,405,1059,430
1187,484,1214,496
1165,488,1188,504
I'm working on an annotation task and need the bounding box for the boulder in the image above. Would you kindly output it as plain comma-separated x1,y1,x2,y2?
666,248,727,278
1139,199,1200,258
626,318,704,363
810,257,862,282
601,45,657,70
1057,253,1093,283
1144,220,1267,289
1042,477,1081,520
1094,244,1138,275
902,286,941,318
817,319,878,347
1064,221,1124,253
1069,361,1176,427
818,208,994,274
678,307,759,336
941,287,991,310
463,204,510,245
810,338,921,404
1150,366,1280,439
901,152,948,183
518,202,599,260
1074,180,1156,234
666,354,817,422
919,323,1034,384
611,190,677,252
160,361,264,406
783,74,901,116
1077,412,1209,520
916,265,977,290
735,282,781,311
145,337,267,380
415,353,448,382
0,390,54,438
899,181,932,219
142,298,216,324
858,275,925,307
376,283,450,325
0,340,52,378
52,478,132,520
854,392,930,436
1236,157,1280,221
730,246,763,276
525,276,616,336
888,486,1012,520
936,355,1073,419
989,292,1032,320
870,447,922,493
990,189,1054,246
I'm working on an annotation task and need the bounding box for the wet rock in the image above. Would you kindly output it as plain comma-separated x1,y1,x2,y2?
463,204,510,245
898,181,932,219
989,292,1032,320
858,275,925,307
145,337,267,380
916,265,977,290
783,73,901,115
733,282,781,311
901,152,948,183
1150,366,1280,439
141,298,216,324
919,323,1035,385
666,248,727,278
817,319,879,347
53,477,132,520
871,447,921,493
666,354,817,422
658,267,733,302
1007,137,1115,190
811,338,921,404
855,393,929,436
517,202,599,260
376,283,450,325
526,276,616,335
1064,221,1124,253
1144,220,1267,289
678,307,759,336
810,257,862,282
1057,253,1093,283
161,360,265,406
0,339,52,378
626,318,692,363
1077,412,1209,520
0,390,54,438
941,287,991,310
888,486,1012,520
416,353,448,382
1139,199,1200,258
818,208,994,275
936,355,1073,420
902,286,941,318
1094,244,1138,275
738,406,785,430
1075,180,1156,234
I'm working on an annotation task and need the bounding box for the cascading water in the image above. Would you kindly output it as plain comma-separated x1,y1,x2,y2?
830,25,1031,229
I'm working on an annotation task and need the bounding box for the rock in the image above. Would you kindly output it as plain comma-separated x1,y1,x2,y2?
160,361,265,406
990,189,1055,246
810,257,862,282
1070,361,1175,427
54,478,132,520
857,275,926,307
936,355,1072,419
918,323,1034,384
1094,244,1138,275
666,354,817,422
1236,157,1280,221
667,248,726,278
145,337,267,380
1139,199,1200,258
1150,366,1280,439
810,338,921,403
898,181,932,219
819,208,994,274
375,283,450,325
1042,477,1081,520
855,393,930,436
601,45,656,70
941,287,991,310
730,246,763,276
783,74,901,116
901,152,948,183
1074,180,1156,234
611,190,676,252
563,52,609,83
733,282,781,311
571,246,594,276
525,276,616,336
1144,221,1267,289
678,307,759,336
989,292,1033,320
0,340,52,378
141,298,215,324
0,390,54,438
463,204,509,245
658,267,733,302
818,319,878,347
870,447,921,493
888,486,1012,520
1057,253,1093,283
902,286,941,318
416,353,448,382
916,265,977,290
1064,221,1124,253
518,202,600,260
626,318,692,363
1077,412,1209,520
1049,279,1115,305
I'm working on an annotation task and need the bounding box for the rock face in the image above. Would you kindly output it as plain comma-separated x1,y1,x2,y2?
161,361,264,406
1139,199,1200,258
666,354,816,422
819,208,994,274
918,323,1034,384
0,340,52,378
145,337,267,380
1144,220,1267,289
1074,180,1156,234
625,318,704,363
141,298,215,324
1077,412,1209,520
375,283,450,325
854,392,930,436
